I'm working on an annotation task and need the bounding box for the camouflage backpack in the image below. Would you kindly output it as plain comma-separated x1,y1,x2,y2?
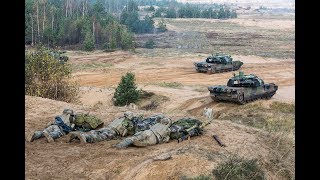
133,114,165,133
169,118,203,140
74,114,104,132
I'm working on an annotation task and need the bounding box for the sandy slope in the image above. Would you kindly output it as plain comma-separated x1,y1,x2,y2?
26,95,293,179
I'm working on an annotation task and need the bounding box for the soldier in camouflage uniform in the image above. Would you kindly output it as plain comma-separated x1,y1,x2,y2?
26,109,76,143
69,111,141,143
114,116,172,148
133,114,165,133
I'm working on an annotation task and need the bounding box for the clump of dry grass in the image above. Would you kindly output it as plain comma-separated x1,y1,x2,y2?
192,86,208,93
260,131,295,180
269,101,295,113
158,82,183,89
136,90,169,110
216,100,295,179
72,62,113,72
212,155,266,180
218,101,295,133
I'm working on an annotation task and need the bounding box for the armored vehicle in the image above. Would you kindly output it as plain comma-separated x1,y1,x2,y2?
48,50,69,63
194,54,243,74
208,72,278,104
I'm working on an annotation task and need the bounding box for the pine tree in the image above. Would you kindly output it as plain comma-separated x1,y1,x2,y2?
83,31,95,51
113,72,140,106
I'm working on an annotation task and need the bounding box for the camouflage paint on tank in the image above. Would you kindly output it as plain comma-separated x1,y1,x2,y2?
194,54,243,74
47,50,69,63
208,72,278,104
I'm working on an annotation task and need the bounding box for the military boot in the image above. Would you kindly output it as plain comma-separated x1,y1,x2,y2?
78,132,87,143
113,139,134,149
69,132,87,143
68,132,77,142
26,131,44,142
43,130,54,143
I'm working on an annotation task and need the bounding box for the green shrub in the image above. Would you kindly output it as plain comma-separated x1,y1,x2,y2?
25,46,79,103
113,72,141,106
158,82,183,88
212,156,265,180
145,39,156,49
83,32,95,51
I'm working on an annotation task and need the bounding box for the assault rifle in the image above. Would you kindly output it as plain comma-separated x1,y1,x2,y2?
177,119,213,143
212,134,226,147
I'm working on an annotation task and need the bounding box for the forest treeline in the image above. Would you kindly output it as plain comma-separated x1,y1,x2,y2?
25,0,237,51
25,0,137,51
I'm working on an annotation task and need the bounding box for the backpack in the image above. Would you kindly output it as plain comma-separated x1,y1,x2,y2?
133,114,164,133
73,114,104,132
169,118,203,140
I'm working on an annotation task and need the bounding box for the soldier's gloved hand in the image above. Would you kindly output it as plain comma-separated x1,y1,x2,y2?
71,123,75,130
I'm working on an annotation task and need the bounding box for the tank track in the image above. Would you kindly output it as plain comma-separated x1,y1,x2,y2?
208,66,241,74
211,90,276,105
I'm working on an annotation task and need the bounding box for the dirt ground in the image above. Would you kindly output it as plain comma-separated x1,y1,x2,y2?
25,13,295,179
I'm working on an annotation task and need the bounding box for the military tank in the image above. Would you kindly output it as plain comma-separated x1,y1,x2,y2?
208,72,278,104
194,54,243,74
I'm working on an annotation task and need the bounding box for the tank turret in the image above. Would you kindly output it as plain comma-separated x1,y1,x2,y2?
208,72,278,104
194,54,243,74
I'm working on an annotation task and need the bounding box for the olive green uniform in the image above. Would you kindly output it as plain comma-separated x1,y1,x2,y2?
114,117,172,148
69,111,138,143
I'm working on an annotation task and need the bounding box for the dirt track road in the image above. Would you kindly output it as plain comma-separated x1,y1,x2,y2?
71,50,295,107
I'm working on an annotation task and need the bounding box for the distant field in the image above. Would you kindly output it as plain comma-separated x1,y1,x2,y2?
136,14,294,59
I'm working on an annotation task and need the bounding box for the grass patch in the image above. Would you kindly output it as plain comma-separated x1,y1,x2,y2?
91,101,103,110
72,62,113,71
139,61,162,66
269,101,295,113
136,90,170,110
262,132,295,180
216,100,295,179
218,101,295,133
192,86,209,93
158,82,183,89
212,156,265,180
180,175,211,180
182,155,266,180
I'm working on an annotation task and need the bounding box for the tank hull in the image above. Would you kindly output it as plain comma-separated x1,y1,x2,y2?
208,84,278,104
195,61,243,74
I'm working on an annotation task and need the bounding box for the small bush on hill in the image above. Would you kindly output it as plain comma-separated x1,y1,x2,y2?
113,72,141,106
25,46,79,102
